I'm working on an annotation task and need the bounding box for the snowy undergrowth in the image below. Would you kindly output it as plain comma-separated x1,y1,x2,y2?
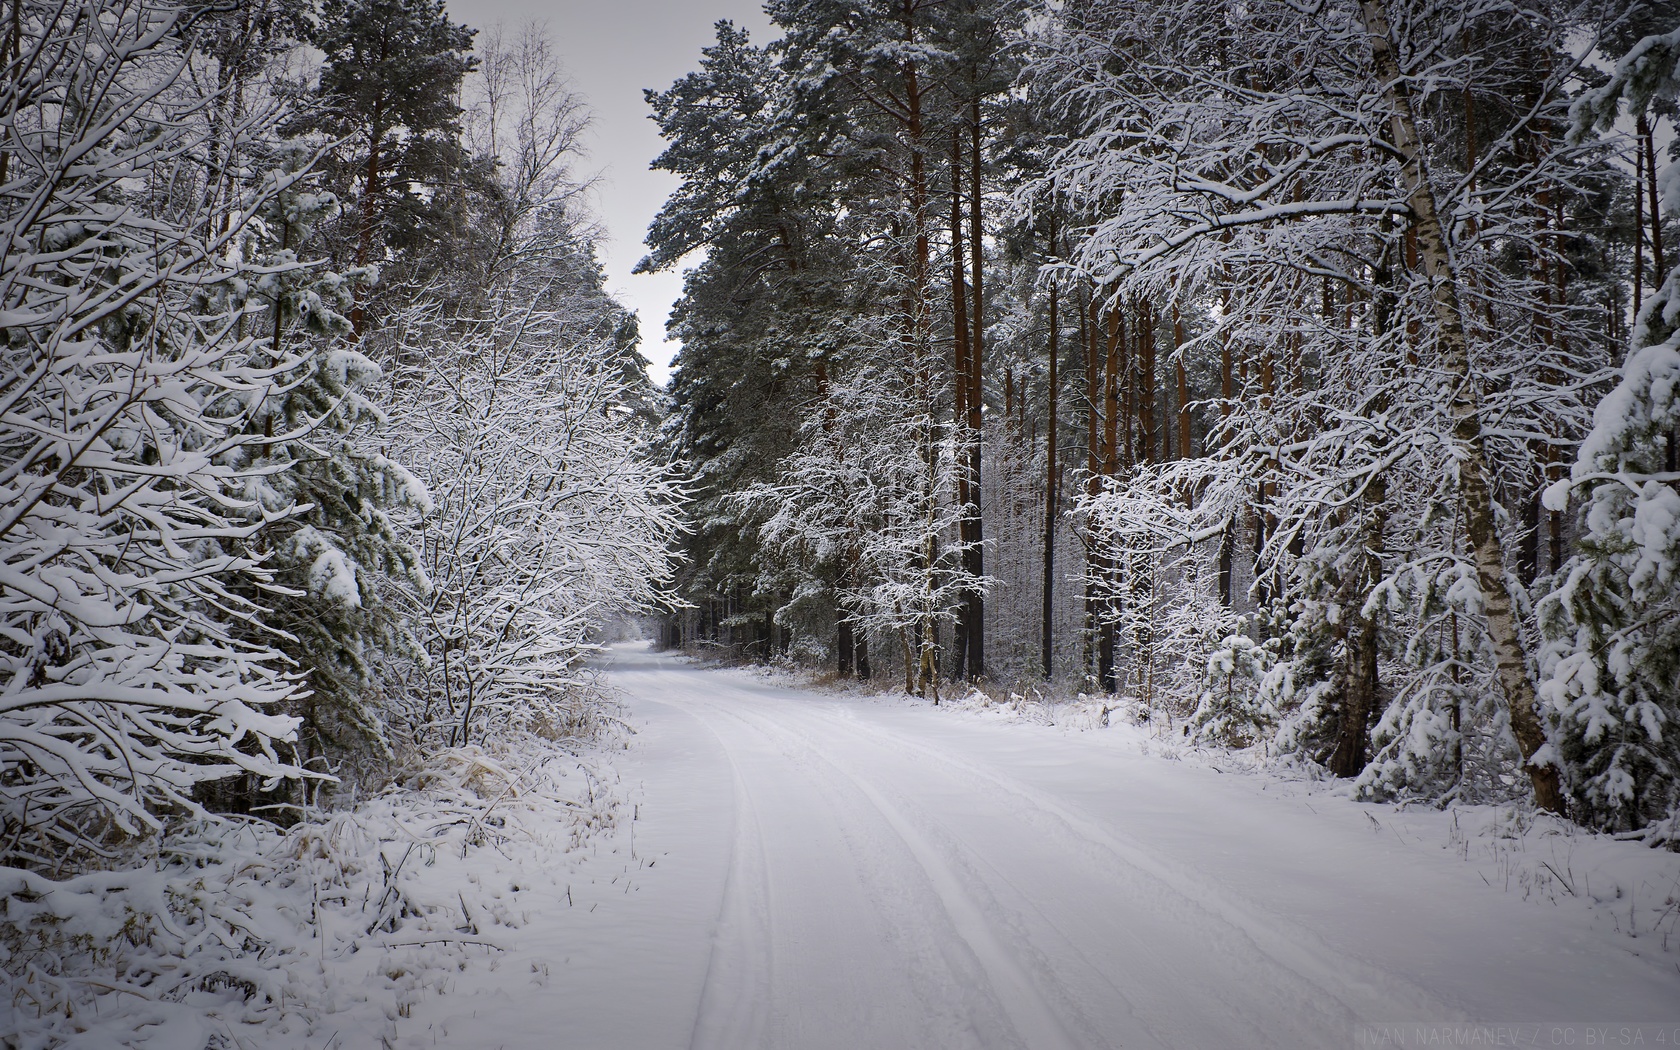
1116,702,1680,960
1255,789,1680,960
725,658,1680,963
1,737,622,1050
1432,806,1680,953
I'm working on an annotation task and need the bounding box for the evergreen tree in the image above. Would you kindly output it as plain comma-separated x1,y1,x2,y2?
228,149,432,783
643,22,849,657
301,0,480,329
1539,20,1680,841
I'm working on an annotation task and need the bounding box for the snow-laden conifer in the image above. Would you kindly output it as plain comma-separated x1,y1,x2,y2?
1537,27,1680,841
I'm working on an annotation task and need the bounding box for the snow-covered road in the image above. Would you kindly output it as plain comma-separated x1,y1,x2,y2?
404,644,1678,1049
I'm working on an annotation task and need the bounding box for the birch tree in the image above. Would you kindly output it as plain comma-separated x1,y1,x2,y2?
1027,0,1617,809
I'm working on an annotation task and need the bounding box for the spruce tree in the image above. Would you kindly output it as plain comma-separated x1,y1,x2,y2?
1540,22,1680,840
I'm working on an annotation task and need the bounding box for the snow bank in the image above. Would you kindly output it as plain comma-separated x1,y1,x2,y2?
1,737,620,1049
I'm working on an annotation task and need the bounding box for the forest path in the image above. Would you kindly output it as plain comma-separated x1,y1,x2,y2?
403,643,1677,1050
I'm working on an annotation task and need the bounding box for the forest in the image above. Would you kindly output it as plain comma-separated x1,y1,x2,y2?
650,0,1680,841
0,0,684,1040
1,0,1678,1043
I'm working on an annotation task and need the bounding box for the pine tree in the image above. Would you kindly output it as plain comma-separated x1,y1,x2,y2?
229,149,432,782
302,0,480,330
643,21,849,657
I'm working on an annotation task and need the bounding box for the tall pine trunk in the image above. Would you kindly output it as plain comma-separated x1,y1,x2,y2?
1098,302,1124,692
950,129,973,679
1082,292,1102,683
962,96,987,680
353,102,381,337
1043,248,1060,681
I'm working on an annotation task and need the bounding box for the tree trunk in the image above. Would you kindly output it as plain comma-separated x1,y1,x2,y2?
1083,291,1102,680
1331,475,1386,777
964,95,987,680
1174,303,1190,460
1218,284,1235,606
1103,304,1124,478
1330,612,1381,778
1100,302,1124,694
1635,132,1646,321
1042,250,1060,681
1643,114,1665,286
1360,0,1563,813
1139,301,1157,464
1218,524,1234,606
353,111,381,337
949,129,973,679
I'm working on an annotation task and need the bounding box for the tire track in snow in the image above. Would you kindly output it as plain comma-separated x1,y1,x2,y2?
656,671,1004,1050
683,672,1441,1044
796,701,1458,1032
642,686,774,1050
718,694,1325,1046
689,681,1320,1047
688,691,1086,1050
625,658,1447,1046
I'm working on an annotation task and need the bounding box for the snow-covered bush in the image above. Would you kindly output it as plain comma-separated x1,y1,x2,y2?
1076,455,1246,713
0,0,319,866
1353,558,1533,806
1190,626,1278,747
1539,337,1680,838
387,273,682,750
2,736,620,1048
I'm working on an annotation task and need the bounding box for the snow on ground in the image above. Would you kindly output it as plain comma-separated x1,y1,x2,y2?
8,643,1676,1049
401,642,1678,1049
1,743,623,1050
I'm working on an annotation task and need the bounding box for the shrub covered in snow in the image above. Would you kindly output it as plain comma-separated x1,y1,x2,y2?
0,0,317,867
2,737,620,1049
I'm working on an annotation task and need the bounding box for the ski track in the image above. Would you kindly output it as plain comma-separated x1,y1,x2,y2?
406,645,1679,1050
686,704,776,1050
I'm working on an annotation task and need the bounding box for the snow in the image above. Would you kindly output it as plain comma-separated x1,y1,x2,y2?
1,743,619,1049
397,643,1677,1049
12,642,1675,1048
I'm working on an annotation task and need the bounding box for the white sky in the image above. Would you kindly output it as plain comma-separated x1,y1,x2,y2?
446,0,777,385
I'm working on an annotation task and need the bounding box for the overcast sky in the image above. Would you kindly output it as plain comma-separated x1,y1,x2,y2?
444,0,776,385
